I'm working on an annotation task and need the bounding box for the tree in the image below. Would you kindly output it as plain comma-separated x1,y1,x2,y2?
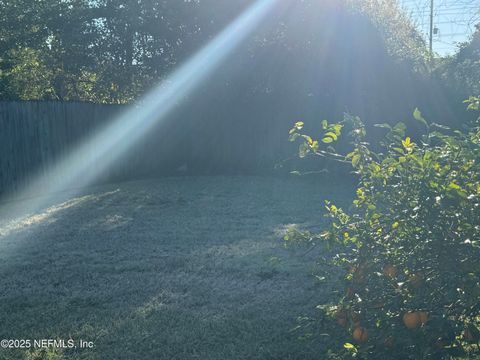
0,0,430,104
287,102,480,359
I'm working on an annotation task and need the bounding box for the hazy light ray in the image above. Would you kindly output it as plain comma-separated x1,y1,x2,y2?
2,0,276,219
0,190,119,238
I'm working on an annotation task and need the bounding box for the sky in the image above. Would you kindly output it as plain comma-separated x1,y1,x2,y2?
399,0,480,56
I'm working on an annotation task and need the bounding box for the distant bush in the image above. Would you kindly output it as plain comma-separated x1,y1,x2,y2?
288,100,480,359
347,0,429,71
434,27,480,115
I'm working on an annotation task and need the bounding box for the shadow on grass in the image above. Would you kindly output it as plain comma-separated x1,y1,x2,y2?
0,176,354,360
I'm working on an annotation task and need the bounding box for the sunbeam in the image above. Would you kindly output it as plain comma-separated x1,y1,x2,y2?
2,0,277,221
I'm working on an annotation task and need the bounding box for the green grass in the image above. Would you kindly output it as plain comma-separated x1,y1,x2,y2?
0,176,353,360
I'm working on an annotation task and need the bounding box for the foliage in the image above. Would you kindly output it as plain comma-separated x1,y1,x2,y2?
346,0,429,71
289,104,480,359
434,27,480,107
0,0,203,103
2,48,57,100
0,0,430,104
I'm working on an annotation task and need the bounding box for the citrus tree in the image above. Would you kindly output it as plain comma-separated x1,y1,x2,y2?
288,100,480,359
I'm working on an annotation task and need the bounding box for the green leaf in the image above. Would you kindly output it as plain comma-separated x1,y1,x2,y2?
413,108,428,128
332,124,343,135
402,137,412,149
302,134,313,145
374,123,392,130
324,132,338,141
369,163,381,173
289,133,300,142
448,181,461,190
322,137,333,144
352,154,361,167
410,154,423,166
392,122,406,137
343,343,357,353
299,142,309,158
294,121,304,130
430,122,450,130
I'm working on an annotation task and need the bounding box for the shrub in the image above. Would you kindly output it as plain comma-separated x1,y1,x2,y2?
289,102,480,359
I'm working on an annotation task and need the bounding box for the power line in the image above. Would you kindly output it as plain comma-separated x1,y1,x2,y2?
398,0,480,54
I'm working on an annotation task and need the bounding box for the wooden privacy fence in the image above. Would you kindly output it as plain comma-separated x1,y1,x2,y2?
0,101,126,197
0,100,291,198
1,100,330,198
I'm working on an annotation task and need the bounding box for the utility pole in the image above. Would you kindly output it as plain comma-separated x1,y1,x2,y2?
429,0,434,57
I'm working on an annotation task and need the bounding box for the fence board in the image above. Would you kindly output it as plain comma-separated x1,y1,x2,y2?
0,101,126,197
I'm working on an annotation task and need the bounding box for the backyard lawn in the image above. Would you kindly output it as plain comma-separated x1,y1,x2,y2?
0,176,352,360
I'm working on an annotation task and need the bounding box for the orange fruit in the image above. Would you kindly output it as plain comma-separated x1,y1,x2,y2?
352,327,369,343
383,265,398,279
403,311,422,329
402,311,428,329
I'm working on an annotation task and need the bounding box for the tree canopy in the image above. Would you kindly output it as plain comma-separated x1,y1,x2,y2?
0,0,429,104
